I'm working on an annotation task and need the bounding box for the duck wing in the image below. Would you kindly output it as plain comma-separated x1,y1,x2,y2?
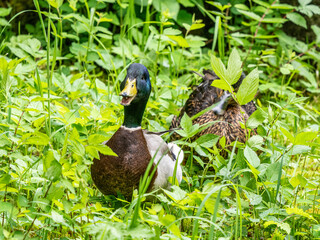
143,130,183,189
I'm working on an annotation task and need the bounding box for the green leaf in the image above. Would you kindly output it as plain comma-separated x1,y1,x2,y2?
247,108,267,129
294,131,317,145
195,134,219,148
46,160,62,182
210,55,233,92
227,48,242,85
311,25,320,43
95,145,117,156
189,23,205,31
236,68,259,105
0,8,12,17
287,12,307,29
167,35,189,47
180,113,192,133
23,132,50,146
51,210,65,224
88,134,108,145
48,0,64,9
286,207,317,222
289,145,311,155
244,146,260,168
0,202,13,213
280,127,295,143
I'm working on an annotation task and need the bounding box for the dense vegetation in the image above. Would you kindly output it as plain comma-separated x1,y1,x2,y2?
0,0,319,239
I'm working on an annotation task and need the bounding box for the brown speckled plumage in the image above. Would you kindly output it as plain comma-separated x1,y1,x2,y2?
170,69,256,152
91,127,157,199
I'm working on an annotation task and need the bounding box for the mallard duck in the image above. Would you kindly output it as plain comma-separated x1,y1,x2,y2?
171,69,256,150
91,63,183,199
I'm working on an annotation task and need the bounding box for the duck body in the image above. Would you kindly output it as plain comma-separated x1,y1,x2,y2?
171,69,256,147
91,63,183,199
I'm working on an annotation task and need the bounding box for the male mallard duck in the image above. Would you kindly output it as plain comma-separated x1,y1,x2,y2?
91,63,183,199
171,69,256,150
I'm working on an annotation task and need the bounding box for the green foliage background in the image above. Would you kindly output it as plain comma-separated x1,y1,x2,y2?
0,0,319,239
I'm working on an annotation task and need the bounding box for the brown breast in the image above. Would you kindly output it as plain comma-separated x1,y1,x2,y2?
91,127,156,199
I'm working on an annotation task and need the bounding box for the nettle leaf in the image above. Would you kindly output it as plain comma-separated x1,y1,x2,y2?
227,48,242,85
210,55,232,92
286,12,307,29
236,68,259,105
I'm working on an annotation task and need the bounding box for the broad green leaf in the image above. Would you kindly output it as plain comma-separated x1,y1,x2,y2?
270,3,295,10
311,25,320,43
196,134,219,148
244,146,260,168
264,221,291,234
290,175,300,188
189,23,205,31
167,35,189,47
210,55,233,92
227,48,242,85
95,145,117,156
48,0,64,9
0,174,10,185
287,12,307,29
51,210,65,223
177,0,194,7
245,191,262,205
236,68,259,105
0,202,13,212
286,207,317,222
289,145,311,155
88,134,108,145
236,9,261,21
23,132,50,146
280,127,295,143
180,113,192,133
295,131,317,145
159,214,181,237
211,79,232,91
0,8,12,17
261,18,287,24
247,108,267,128
46,160,62,182
253,0,270,8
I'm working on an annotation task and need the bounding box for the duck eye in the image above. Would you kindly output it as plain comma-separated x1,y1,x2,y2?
141,76,145,80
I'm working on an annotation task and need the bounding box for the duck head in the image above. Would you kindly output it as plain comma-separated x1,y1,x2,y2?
119,63,151,128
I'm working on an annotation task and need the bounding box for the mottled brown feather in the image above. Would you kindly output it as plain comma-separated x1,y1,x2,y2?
91,127,157,199
170,69,256,154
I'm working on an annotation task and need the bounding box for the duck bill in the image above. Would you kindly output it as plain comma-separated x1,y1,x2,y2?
120,78,137,106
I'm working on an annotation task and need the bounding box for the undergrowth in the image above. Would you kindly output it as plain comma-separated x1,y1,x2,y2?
0,0,319,239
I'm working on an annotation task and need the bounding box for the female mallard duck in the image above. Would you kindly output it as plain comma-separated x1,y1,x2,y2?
91,63,183,199
171,69,256,150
